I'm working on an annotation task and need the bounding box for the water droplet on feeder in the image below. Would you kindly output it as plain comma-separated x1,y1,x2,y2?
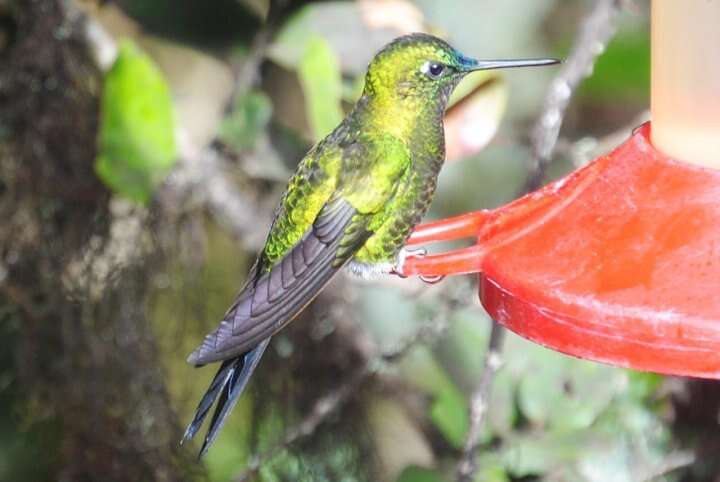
419,274,445,284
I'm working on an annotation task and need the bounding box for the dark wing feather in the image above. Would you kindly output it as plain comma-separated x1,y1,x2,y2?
187,198,369,365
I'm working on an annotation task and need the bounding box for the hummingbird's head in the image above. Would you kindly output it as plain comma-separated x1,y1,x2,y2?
364,33,559,109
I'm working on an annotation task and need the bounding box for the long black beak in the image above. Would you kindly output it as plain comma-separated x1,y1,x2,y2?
463,58,561,72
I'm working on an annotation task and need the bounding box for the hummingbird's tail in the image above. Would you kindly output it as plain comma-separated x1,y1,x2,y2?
181,337,270,458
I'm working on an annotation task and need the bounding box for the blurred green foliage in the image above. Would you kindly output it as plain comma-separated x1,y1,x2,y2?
96,40,177,204
220,91,274,151
579,29,650,103
397,466,444,482
435,312,670,482
298,36,345,140
401,345,469,449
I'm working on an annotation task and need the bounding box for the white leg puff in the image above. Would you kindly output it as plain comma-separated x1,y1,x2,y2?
346,260,395,280
346,247,428,280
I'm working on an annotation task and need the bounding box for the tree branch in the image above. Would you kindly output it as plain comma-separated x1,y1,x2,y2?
455,323,505,482
525,0,623,192
455,2,625,480
162,134,270,248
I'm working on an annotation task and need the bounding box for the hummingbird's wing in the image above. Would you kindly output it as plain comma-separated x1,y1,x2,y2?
187,197,370,365
182,196,371,455
187,133,411,366
182,133,411,457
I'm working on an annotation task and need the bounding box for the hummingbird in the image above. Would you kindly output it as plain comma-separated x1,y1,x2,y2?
181,33,558,457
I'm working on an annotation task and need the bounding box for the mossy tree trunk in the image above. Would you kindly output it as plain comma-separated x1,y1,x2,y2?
0,1,192,479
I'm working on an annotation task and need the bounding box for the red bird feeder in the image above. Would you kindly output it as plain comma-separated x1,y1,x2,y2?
399,2,720,378
403,124,720,378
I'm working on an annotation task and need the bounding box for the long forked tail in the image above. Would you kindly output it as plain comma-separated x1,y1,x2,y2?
181,338,270,458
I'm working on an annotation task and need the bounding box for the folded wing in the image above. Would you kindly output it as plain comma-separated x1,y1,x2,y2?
187,197,370,365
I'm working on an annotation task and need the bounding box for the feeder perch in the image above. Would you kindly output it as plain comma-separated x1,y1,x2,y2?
399,1,720,378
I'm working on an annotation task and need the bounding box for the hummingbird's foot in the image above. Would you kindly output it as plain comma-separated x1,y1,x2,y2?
346,247,427,280
391,247,427,278
346,260,395,280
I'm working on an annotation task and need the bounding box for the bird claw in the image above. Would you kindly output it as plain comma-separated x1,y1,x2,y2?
391,246,427,278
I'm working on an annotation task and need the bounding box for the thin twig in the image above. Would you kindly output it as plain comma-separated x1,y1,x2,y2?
455,323,505,482
525,0,622,192
455,3,625,480
228,27,273,110
162,134,269,248
227,0,290,110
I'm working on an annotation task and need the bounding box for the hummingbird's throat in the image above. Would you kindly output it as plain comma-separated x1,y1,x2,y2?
364,89,449,141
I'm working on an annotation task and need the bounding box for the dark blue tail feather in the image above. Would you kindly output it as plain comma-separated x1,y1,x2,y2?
181,338,271,458
180,359,235,444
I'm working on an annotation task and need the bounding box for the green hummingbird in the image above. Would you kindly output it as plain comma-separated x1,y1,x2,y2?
182,33,558,456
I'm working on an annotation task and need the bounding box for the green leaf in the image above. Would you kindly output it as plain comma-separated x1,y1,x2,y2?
473,455,510,482
578,30,650,103
514,342,623,432
96,40,177,204
429,385,468,449
500,431,590,477
297,35,344,141
396,466,444,482
219,91,273,151
625,370,663,401
399,346,468,448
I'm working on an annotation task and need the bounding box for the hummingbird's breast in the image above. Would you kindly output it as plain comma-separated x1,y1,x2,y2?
351,110,446,268
400,112,447,230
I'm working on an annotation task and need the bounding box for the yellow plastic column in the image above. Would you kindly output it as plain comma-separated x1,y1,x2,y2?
651,0,720,167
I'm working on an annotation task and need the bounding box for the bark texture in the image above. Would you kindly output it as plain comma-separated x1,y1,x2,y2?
0,1,192,480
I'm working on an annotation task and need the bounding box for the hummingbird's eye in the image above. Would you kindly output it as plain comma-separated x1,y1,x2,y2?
421,61,446,79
